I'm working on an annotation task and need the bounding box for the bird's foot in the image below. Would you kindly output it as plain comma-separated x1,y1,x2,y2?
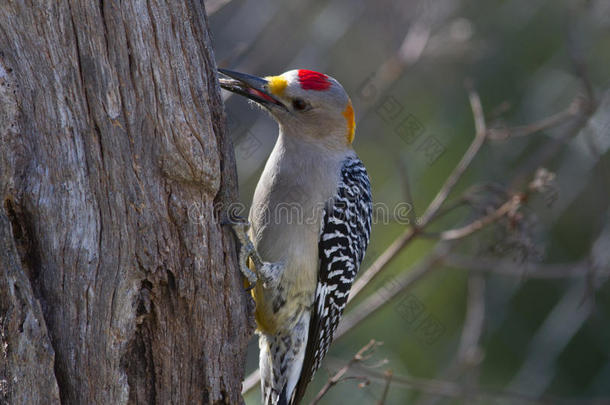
224,214,283,290
224,215,259,287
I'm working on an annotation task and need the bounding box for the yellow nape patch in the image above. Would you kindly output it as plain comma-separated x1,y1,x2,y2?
265,75,288,96
343,100,356,143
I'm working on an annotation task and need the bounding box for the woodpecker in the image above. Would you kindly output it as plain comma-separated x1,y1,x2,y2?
219,68,372,405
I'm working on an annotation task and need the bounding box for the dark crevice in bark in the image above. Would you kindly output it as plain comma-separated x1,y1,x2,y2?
67,2,86,96
3,198,42,300
0,210,61,403
118,14,137,151
166,269,176,291
98,0,111,62
93,121,105,168
52,345,68,405
122,278,156,404
3,199,64,404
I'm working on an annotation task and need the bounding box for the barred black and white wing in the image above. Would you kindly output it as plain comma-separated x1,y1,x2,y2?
291,156,372,404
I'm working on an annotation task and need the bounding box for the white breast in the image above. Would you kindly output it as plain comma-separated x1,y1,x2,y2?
249,132,351,312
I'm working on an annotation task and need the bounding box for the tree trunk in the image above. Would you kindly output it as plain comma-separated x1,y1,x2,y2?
0,1,253,404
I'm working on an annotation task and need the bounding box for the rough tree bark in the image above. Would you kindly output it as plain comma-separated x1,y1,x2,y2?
0,1,253,404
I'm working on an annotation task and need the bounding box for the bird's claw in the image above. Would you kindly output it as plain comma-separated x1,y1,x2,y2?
224,213,260,287
224,211,282,290
241,264,258,287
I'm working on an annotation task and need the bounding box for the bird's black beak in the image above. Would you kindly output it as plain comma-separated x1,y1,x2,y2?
218,69,287,110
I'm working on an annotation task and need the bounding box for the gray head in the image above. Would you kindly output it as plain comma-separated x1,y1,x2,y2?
219,69,355,149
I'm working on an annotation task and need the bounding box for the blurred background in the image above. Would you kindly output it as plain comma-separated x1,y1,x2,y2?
206,0,610,403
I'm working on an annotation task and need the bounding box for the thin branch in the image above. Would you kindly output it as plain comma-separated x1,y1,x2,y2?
457,274,485,366
441,254,592,279
428,196,472,224
345,362,599,405
377,370,393,405
350,365,465,399
417,85,488,226
487,100,583,140
452,273,486,405
468,81,487,136
309,339,380,405
509,95,594,190
242,369,260,395
439,194,523,241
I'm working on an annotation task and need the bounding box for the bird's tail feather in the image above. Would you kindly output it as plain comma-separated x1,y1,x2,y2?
259,312,310,404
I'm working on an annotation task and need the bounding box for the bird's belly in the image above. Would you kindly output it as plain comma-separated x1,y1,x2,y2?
250,202,322,334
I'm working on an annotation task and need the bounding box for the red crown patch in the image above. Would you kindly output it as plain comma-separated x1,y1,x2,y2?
298,70,332,91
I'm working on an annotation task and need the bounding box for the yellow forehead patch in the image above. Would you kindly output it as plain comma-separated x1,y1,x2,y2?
265,75,288,96
342,100,356,143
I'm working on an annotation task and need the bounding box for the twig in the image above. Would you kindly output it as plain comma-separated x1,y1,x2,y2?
428,196,472,224
417,85,488,226
454,273,486,404
439,194,523,241
377,370,393,405
439,164,558,242
242,369,260,396
509,96,594,191
309,339,379,405
458,274,485,366
441,254,591,279
487,100,582,140
345,362,597,405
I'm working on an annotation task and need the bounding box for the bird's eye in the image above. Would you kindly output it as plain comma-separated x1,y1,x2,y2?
292,98,308,111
